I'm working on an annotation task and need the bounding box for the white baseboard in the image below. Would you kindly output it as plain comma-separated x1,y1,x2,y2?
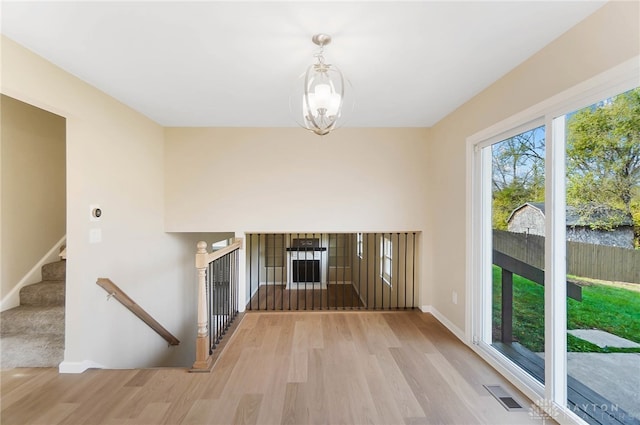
1,235,66,312
59,360,105,374
420,304,467,343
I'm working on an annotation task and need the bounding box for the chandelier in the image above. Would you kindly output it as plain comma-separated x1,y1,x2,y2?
291,33,350,136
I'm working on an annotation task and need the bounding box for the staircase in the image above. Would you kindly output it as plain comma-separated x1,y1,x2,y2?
0,260,65,368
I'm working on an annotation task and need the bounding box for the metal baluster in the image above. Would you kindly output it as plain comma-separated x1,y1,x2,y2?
311,233,316,311
225,253,229,334
248,235,253,311
388,232,392,310
288,233,292,311
216,260,219,347
212,262,217,351
350,233,354,310
320,234,324,311
233,249,238,318
391,233,397,310
341,234,345,310
264,234,268,311
206,264,211,353
380,233,385,310
404,233,408,309
412,232,416,308
358,233,362,310
296,233,301,311
218,257,222,340
366,233,370,310
333,234,337,309
373,233,380,310
257,234,262,310
280,234,284,311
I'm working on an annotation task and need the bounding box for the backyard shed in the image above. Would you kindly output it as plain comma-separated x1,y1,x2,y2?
507,202,634,249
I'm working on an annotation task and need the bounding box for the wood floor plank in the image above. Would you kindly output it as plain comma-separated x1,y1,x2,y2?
29,402,78,425
123,368,157,387
0,311,552,425
374,348,426,419
179,399,218,425
390,343,480,424
254,347,290,425
281,382,308,425
306,348,329,425
0,368,59,411
232,393,262,425
154,372,211,425
222,348,265,395
361,353,406,425
288,320,311,383
57,370,139,425
1,371,108,425
108,369,191,421
128,402,171,425
0,368,55,399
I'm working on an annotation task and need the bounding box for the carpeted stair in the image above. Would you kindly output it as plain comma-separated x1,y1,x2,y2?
0,260,65,368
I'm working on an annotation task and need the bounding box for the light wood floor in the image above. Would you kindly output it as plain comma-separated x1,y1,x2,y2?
1,311,552,425
247,284,364,311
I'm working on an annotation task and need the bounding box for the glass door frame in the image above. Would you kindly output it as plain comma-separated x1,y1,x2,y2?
466,57,639,424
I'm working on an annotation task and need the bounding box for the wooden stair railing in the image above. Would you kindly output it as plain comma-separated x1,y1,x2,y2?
96,278,180,346
191,238,243,372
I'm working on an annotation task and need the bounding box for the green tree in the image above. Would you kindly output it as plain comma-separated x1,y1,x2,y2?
492,127,545,229
567,88,640,245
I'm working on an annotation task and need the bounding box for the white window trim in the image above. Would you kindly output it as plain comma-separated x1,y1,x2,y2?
466,56,639,424
380,234,392,286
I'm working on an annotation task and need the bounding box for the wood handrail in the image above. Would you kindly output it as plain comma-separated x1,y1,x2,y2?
197,238,243,268
492,249,582,301
493,249,582,343
96,278,180,346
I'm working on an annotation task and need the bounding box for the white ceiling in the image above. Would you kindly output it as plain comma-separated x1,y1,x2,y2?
1,1,605,128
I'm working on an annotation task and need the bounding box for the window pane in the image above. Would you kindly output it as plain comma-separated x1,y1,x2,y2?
565,88,640,423
489,125,546,384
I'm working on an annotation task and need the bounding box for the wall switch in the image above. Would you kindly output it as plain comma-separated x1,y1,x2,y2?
89,228,102,244
452,291,458,305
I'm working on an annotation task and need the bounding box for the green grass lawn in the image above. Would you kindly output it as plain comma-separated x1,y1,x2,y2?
492,265,640,353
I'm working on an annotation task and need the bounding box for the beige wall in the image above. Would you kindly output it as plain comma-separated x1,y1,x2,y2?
1,36,230,369
1,95,66,299
426,0,640,331
164,127,430,233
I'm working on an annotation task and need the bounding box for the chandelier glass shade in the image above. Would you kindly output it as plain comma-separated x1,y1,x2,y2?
291,34,351,136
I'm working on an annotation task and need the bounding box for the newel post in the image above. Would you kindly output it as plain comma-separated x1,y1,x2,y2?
192,241,211,370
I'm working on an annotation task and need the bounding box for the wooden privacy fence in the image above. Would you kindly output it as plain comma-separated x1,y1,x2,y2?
493,230,640,284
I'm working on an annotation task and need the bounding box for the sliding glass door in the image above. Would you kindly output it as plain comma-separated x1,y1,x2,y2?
469,64,638,424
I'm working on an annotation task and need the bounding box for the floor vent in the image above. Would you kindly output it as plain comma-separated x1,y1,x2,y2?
483,385,525,411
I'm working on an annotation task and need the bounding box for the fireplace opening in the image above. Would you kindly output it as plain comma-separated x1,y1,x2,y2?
292,259,321,283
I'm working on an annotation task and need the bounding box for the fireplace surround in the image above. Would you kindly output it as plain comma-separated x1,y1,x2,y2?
286,238,327,289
